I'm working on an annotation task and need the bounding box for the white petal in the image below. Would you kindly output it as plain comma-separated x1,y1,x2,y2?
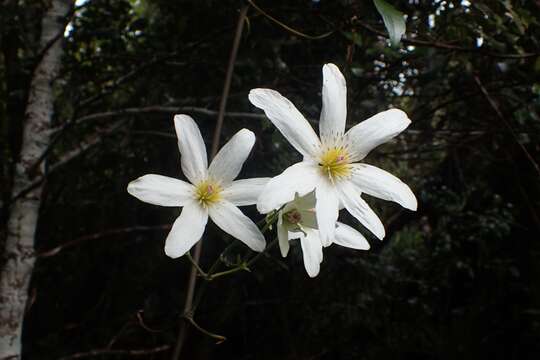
127,174,195,207
345,109,411,161
164,201,208,258
315,179,339,246
334,222,370,250
337,180,386,240
277,214,290,257
350,163,417,210
221,178,270,206
257,162,320,214
249,88,321,158
209,200,266,252
320,63,347,143
174,115,208,184
208,128,255,185
300,229,323,278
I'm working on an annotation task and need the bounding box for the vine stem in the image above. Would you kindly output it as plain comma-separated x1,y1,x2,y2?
171,5,249,360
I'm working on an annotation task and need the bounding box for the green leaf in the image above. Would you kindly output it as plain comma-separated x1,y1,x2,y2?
373,0,406,47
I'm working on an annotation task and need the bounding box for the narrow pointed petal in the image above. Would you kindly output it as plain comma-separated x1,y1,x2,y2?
257,162,320,214
221,178,270,206
335,222,370,250
337,180,386,240
345,109,411,161
209,128,255,185
209,200,266,252
174,114,208,184
315,180,339,246
277,214,290,257
320,63,347,142
350,163,417,210
300,229,323,277
164,201,208,258
127,174,195,207
249,88,321,158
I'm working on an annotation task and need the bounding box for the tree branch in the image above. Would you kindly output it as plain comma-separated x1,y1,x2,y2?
58,345,170,360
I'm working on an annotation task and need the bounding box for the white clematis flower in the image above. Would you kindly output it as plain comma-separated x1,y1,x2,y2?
127,114,269,258
278,192,370,278
249,63,417,245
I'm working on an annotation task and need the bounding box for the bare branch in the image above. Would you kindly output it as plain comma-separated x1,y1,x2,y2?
51,106,266,133
473,75,540,177
57,345,170,360
356,20,540,59
37,225,171,258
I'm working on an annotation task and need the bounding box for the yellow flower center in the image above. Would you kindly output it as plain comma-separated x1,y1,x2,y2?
195,180,222,207
319,147,351,180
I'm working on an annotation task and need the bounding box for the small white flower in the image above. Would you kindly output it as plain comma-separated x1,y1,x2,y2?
127,115,269,258
278,192,370,277
249,63,417,245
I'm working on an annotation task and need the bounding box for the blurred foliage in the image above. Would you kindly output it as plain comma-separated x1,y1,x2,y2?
1,0,540,359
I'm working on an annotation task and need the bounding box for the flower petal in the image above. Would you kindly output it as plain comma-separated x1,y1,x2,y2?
334,222,370,250
257,162,320,214
315,179,340,247
221,177,270,206
320,63,347,143
127,174,195,207
277,213,290,257
300,229,323,278
208,128,255,185
337,180,386,240
350,163,417,210
174,114,208,184
164,201,208,258
209,200,266,252
249,88,321,158
345,109,411,161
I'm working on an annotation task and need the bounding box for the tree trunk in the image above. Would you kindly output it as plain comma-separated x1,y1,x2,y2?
0,1,71,358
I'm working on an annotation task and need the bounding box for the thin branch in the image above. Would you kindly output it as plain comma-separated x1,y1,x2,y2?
248,0,334,40
58,345,170,360
9,121,125,206
473,74,540,178
37,225,171,258
52,106,266,133
171,5,249,360
356,20,539,59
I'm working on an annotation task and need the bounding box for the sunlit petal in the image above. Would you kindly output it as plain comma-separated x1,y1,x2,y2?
315,179,339,246
209,200,266,252
350,163,417,210
337,180,386,240
164,201,208,258
334,222,370,250
320,63,347,143
174,114,208,184
249,88,321,158
345,109,411,161
127,174,194,207
300,229,323,277
257,162,320,214
208,128,255,185
221,178,270,206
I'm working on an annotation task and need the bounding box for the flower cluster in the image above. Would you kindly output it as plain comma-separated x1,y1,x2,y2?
127,63,417,277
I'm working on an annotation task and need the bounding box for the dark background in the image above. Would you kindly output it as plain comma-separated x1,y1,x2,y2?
1,0,540,359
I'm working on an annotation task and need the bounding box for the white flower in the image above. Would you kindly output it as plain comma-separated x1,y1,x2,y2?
249,63,417,245
277,192,370,277
127,115,269,258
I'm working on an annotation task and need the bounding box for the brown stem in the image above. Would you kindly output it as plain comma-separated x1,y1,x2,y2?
170,5,249,360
